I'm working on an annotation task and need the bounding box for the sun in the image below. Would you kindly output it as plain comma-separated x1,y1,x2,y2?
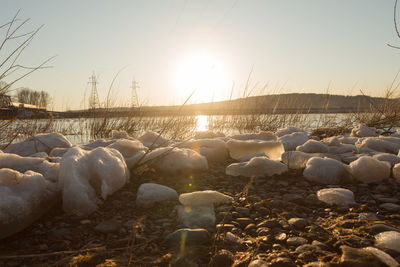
175,53,226,103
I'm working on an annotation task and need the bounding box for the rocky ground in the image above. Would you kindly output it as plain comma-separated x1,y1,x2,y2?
0,160,399,266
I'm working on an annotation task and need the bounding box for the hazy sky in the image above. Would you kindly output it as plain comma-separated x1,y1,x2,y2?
1,0,400,111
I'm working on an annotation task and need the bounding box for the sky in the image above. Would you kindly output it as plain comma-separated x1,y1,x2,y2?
1,0,400,111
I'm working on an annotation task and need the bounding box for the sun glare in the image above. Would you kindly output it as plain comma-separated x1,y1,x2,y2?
175,53,226,103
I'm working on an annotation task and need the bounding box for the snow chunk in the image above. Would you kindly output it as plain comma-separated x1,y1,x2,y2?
351,123,378,137
194,131,225,140
296,140,329,153
59,147,129,216
231,131,277,141
111,130,129,139
144,147,208,173
81,139,115,150
4,133,72,156
275,126,304,137
278,132,308,151
375,231,400,253
303,157,350,184
0,169,59,239
138,130,168,148
372,153,400,167
226,139,284,161
349,156,391,183
282,151,314,169
180,139,228,162
322,136,341,146
317,188,355,206
107,139,147,158
136,183,178,208
49,147,69,157
226,156,288,177
0,153,59,182
179,190,233,206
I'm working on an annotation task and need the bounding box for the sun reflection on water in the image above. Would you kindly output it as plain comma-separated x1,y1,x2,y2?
196,115,209,132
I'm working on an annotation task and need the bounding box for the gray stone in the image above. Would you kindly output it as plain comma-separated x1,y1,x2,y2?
235,207,250,216
379,203,400,212
209,249,234,267
370,224,400,234
164,228,210,246
340,245,390,267
270,257,296,267
248,259,268,267
235,217,253,227
287,236,308,246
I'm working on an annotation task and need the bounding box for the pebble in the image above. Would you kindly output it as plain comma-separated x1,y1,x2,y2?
235,217,253,227
94,219,121,234
209,249,234,267
235,207,250,216
379,203,400,212
369,224,400,234
288,217,307,230
257,219,280,228
248,259,268,267
275,232,287,241
287,236,308,246
340,245,389,266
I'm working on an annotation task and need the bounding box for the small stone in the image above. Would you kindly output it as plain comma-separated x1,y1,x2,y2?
287,236,308,246
257,219,280,228
340,245,386,266
270,257,296,267
275,232,287,241
80,219,91,225
209,249,234,267
248,259,268,267
369,224,400,234
216,224,235,232
288,217,307,230
94,219,121,234
244,223,256,232
164,228,210,246
236,207,250,216
235,217,253,227
256,227,271,236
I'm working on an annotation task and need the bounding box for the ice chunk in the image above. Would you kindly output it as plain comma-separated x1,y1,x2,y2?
239,153,268,162
0,153,59,182
179,190,233,206
0,169,59,239
282,151,314,169
194,131,225,140
107,139,147,158
226,139,284,161
49,147,69,157
375,231,400,253
357,137,400,154
278,132,308,151
136,183,178,208
29,152,48,158
226,156,288,177
338,136,359,145
138,130,169,148
328,144,357,154
231,131,277,141
177,203,215,229
275,126,304,137
317,188,355,206
303,157,350,184
322,136,341,146
180,139,228,162
144,147,208,173
349,156,391,183
296,140,329,153
351,123,378,137
81,139,115,150
363,247,399,267
372,153,400,167
4,133,72,156
59,147,129,216
111,130,129,139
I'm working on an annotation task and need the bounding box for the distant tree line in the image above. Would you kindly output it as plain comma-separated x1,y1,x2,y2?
17,88,50,107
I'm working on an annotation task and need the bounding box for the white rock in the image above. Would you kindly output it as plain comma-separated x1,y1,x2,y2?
226,156,288,177
0,153,59,182
178,203,215,229
180,139,228,162
179,190,233,206
194,131,225,139
317,188,355,206
59,147,129,216
393,163,400,179
107,139,147,158
278,132,308,151
375,231,400,253
226,139,284,161
136,183,178,208
363,247,399,267
349,156,391,183
138,130,168,148
0,168,59,239
275,126,304,137
351,123,378,137
4,133,72,156
231,131,277,141
372,153,400,167
296,140,329,153
303,157,350,184
144,147,208,173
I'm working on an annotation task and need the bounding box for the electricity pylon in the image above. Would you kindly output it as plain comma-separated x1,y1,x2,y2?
88,72,100,109
131,78,139,108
